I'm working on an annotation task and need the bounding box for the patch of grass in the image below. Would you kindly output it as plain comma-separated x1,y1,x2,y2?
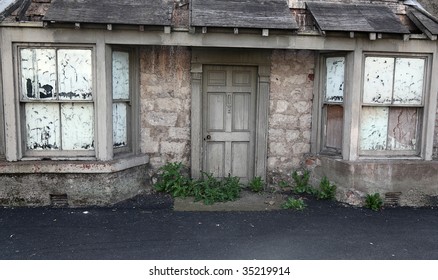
317,176,337,200
248,176,264,193
364,193,383,211
281,197,307,211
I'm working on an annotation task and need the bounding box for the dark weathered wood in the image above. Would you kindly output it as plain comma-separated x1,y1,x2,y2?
191,0,298,30
0,0,25,22
408,10,438,36
43,0,173,26
306,2,410,34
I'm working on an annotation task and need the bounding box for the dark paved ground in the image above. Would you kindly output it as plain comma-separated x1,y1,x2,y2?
0,197,437,260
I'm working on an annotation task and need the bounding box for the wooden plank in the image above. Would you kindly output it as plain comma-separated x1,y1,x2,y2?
408,10,438,38
191,0,298,30
43,0,172,26
306,2,409,34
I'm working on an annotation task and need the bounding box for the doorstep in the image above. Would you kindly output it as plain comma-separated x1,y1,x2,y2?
173,190,288,211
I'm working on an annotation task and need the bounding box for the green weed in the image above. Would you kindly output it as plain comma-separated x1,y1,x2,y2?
155,163,243,205
154,162,192,197
281,197,307,211
365,193,383,211
248,176,264,193
292,170,317,195
193,173,241,205
317,176,337,200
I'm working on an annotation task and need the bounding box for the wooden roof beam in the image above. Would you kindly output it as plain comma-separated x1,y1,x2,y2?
407,12,437,40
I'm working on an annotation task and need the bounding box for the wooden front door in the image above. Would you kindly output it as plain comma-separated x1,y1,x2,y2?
202,65,257,181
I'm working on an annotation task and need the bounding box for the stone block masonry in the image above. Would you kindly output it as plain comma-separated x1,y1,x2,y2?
139,46,192,175
268,50,315,185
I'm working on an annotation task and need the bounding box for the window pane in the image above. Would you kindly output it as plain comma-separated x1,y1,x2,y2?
325,57,345,103
360,106,388,151
387,108,419,151
325,105,343,151
393,58,425,105
363,57,394,104
113,103,128,148
112,51,130,100
61,103,94,150
25,103,60,150
20,48,56,100
58,49,93,100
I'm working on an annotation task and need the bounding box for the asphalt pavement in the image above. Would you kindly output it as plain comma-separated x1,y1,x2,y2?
0,196,437,260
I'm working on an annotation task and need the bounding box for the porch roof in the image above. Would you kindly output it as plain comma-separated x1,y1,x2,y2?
306,2,410,34
43,0,173,26
190,0,298,30
407,10,438,36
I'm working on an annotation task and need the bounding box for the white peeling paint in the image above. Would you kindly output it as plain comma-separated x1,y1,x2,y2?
363,57,394,104
20,48,56,100
360,106,388,151
58,49,93,100
325,57,344,103
25,103,60,150
393,58,425,105
112,51,130,100
387,108,418,151
113,103,127,147
61,103,94,150
112,51,129,148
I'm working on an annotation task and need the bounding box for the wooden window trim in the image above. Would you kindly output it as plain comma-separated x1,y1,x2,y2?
16,44,96,159
111,47,139,157
359,53,430,158
319,53,347,156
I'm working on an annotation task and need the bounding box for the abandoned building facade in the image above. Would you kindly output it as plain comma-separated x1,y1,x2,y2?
1,0,438,207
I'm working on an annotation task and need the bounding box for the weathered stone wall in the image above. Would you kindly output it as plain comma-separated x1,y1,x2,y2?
139,46,192,175
267,50,315,185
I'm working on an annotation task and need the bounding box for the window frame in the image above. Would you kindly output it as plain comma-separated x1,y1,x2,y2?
0,47,4,159
359,53,430,157
15,43,97,159
319,53,347,156
111,46,140,157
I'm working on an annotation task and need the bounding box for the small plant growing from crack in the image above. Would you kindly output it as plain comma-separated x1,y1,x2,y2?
364,193,383,211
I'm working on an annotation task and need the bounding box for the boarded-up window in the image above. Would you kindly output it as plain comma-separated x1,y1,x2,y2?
112,50,130,151
360,56,425,155
19,47,94,156
322,56,345,154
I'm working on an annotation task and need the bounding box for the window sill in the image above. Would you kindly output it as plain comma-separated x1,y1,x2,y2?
0,154,149,174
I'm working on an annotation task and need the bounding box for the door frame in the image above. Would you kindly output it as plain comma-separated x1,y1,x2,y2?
190,48,271,181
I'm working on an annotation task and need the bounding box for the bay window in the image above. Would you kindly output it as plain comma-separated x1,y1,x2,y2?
19,47,95,157
316,52,431,160
360,55,426,156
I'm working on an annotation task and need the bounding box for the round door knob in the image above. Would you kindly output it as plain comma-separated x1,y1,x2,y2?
206,135,211,140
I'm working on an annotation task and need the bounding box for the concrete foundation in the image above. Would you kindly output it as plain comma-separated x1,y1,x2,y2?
0,165,150,207
310,156,438,207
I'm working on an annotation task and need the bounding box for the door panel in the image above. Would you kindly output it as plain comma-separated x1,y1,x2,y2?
233,93,251,131
207,93,226,131
202,65,257,181
231,142,249,178
206,142,225,177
